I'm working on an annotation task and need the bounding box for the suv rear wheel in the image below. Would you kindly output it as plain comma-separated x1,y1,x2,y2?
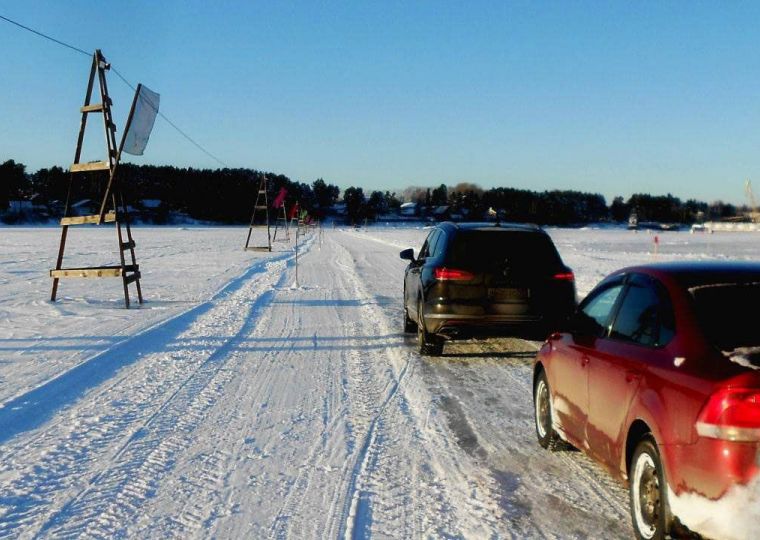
404,307,417,333
629,437,672,540
417,300,443,356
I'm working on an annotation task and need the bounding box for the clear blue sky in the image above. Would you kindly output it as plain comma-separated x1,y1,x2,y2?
2,1,760,204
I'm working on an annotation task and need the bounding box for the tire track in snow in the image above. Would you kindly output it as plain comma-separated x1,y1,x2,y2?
34,244,316,539
327,236,426,540
0,249,293,448
0,250,300,539
430,340,629,536
331,231,517,539
260,235,397,539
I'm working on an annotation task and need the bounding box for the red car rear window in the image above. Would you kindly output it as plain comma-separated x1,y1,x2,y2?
690,282,760,351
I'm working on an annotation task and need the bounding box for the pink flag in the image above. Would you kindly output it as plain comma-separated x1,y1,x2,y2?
288,202,299,220
273,187,287,209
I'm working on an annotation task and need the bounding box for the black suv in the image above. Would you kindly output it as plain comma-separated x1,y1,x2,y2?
400,222,576,355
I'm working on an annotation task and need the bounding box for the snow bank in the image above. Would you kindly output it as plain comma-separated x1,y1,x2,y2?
725,348,760,370
669,477,760,540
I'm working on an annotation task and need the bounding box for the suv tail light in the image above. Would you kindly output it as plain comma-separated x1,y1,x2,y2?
696,388,760,442
553,272,575,282
434,267,474,281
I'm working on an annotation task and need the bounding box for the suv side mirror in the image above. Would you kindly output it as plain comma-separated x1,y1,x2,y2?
399,248,415,261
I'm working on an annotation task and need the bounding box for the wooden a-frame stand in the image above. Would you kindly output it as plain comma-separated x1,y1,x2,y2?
244,176,272,252
50,49,143,308
272,204,290,242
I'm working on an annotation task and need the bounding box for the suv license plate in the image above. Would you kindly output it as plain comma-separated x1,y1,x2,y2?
489,288,530,302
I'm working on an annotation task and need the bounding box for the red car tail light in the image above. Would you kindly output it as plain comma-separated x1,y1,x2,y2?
696,388,760,442
434,267,474,281
552,272,575,282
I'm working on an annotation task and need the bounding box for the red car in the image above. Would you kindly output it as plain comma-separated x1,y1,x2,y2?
533,262,760,540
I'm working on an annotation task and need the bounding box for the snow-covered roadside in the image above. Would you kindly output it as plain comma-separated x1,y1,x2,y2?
669,478,760,540
0,227,285,405
0,235,298,537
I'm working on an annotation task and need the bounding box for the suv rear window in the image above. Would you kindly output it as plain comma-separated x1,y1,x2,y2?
447,230,562,272
690,282,760,350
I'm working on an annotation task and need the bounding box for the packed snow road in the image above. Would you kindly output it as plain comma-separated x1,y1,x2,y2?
2,225,759,538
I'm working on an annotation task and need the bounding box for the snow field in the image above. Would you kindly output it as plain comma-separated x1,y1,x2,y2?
2,225,760,538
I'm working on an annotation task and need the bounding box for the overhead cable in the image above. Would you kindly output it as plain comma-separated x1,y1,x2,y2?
0,13,230,168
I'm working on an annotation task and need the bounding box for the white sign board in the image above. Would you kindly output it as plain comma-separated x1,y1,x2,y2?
123,85,160,156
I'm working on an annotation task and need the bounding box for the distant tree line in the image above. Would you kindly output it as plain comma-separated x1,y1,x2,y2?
0,160,340,224
0,158,748,226
340,181,741,226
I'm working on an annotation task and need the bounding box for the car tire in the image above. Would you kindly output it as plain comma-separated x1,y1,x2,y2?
629,437,672,540
417,300,443,356
533,370,562,450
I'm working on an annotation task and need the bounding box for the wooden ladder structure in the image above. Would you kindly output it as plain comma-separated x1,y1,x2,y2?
244,176,272,252
50,49,143,308
272,204,290,242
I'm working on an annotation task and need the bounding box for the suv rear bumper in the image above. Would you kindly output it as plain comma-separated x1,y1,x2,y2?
423,311,547,338
419,287,574,339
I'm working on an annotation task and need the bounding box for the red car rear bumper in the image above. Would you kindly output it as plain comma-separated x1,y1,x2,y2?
665,437,759,499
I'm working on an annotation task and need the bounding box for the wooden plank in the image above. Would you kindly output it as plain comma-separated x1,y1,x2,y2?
245,246,271,252
81,103,104,113
50,266,124,278
60,212,117,225
124,273,141,284
120,240,136,250
70,161,110,173
50,265,139,279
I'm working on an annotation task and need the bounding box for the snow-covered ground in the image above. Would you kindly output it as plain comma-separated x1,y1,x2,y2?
1,225,759,538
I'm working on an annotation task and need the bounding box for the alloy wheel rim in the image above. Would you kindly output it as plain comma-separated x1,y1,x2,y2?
417,304,424,348
535,379,549,438
632,451,659,539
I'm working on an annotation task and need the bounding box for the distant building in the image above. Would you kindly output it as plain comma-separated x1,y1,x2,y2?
432,205,450,221
399,202,418,217
8,200,33,212
140,199,162,209
331,202,347,216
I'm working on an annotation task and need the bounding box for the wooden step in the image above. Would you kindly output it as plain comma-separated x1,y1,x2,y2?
254,205,268,210
70,161,110,173
124,273,142,284
81,103,105,113
120,240,136,250
60,212,117,225
50,264,138,279
244,246,271,252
